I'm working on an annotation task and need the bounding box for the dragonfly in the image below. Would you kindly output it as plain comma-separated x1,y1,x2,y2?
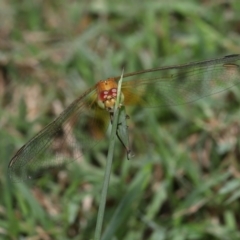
8,54,240,181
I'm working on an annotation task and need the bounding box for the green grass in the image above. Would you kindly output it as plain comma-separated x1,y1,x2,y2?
1,0,240,239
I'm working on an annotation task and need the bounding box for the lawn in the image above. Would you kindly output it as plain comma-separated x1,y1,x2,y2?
1,1,240,239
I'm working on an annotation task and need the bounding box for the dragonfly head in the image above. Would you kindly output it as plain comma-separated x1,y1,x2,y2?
97,78,124,112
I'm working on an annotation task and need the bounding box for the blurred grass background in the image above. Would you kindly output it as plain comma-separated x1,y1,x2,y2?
1,0,240,239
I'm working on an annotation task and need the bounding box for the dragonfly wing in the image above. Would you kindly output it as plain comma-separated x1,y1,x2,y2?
121,55,240,107
9,88,109,182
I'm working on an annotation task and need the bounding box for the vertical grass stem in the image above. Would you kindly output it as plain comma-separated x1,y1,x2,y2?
94,71,124,240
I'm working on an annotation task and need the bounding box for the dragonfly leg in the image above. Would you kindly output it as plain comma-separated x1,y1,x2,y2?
109,108,133,160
